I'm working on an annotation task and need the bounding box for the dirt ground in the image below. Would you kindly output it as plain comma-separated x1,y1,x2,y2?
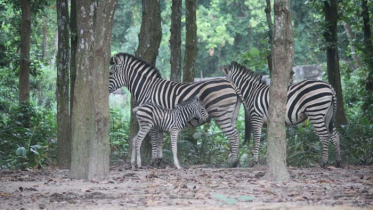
0,164,372,210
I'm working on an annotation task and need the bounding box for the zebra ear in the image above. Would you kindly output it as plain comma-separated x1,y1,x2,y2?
110,55,121,65
222,65,230,75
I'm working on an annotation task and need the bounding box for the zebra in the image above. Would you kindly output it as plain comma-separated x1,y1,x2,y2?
223,62,341,168
132,97,208,169
109,53,249,167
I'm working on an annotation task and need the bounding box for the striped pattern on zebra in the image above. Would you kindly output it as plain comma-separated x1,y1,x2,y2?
109,53,250,167
223,62,341,168
132,97,208,169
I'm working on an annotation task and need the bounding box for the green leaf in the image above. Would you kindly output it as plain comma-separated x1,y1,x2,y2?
16,147,26,157
237,195,255,201
212,193,237,204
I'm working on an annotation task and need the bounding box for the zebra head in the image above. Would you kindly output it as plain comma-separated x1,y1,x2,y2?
193,97,208,122
223,62,264,87
109,54,127,93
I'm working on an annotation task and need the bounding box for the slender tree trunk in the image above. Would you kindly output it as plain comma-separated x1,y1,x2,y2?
49,30,58,68
265,0,273,75
170,0,182,83
183,0,197,83
56,0,71,169
342,21,362,69
70,0,117,180
264,0,292,182
19,0,31,104
323,0,348,126
129,0,162,161
42,17,48,61
361,0,373,116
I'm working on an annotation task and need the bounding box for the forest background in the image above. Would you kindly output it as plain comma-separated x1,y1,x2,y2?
0,0,372,170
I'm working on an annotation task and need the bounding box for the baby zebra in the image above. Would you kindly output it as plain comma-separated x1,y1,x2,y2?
132,97,208,169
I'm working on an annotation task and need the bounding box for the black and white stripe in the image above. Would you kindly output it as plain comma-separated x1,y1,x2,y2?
109,53,249,167
132,97,208,169
223,62,341,168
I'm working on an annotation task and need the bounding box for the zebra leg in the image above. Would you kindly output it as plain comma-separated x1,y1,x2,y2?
135,126,151,169
330,127,342,167
156,132,164,166
308,116,330,168
131,135,137,170
250,118,263,167
148,128,159,167
214,117,240,167
170,130,182,169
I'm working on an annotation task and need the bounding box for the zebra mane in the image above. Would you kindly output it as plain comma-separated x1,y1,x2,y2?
230,61,266,85
110,53,163,79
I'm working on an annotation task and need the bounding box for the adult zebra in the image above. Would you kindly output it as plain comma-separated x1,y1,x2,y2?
223,62,341,168
109,53,248,167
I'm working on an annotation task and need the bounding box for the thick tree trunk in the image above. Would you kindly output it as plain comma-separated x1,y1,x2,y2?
183,0,197,83
70,0,117,180
19,0,31,104
264,0,292,182
361,0,373,117
170,0,182,83
265,0,273,75
70,0,77,118
323,0,348,126
56,0,71,169
130,0,162,162
183,0,198,145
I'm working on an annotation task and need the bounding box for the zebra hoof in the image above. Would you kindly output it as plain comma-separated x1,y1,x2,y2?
320,162,328,169
156,158,163,167
248,161,258,168
230,160,239,168
336,161,342,168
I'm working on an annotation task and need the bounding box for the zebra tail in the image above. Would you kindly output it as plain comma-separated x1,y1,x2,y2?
228,81,252,145
325,91,337,134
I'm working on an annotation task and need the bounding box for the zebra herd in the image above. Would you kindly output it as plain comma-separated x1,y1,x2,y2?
109,53,342,169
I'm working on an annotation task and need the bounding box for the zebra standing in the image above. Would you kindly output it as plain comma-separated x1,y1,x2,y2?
109,53,249,167
223,62,341,168
132,97,208,169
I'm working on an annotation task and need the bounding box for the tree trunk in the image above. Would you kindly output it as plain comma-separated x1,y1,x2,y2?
342,21,362,69
183,0,197,83
323,0,348,126
263,0,292,182
361,0,373,117
42,16,48,61
130,0,162,162
19,0,31,104
49,30,58,68
70,0,117,180
70,0,77,118
170,0,182,83
56,0,71,169
265,0,273,75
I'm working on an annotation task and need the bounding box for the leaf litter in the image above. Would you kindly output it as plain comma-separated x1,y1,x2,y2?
0,165,372,209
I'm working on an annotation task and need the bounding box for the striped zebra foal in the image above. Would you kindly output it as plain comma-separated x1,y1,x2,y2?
223,62,341,168
132,97,208,169
109,53,249,167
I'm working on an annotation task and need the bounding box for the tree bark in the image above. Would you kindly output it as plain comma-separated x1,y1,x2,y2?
70,0,77,118
129,0,162,161
56,0,71,169
265,0,273,75
263,0,292,182
342,21,362,69
323,0,348,126
183,0,197,83
19,0,31,104
70,0,117,180
42,16,48,61
170,0,182,83
361,0,373,116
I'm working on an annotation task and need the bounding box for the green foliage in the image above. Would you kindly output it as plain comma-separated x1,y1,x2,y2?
109,106,130,162
0,101,57,169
